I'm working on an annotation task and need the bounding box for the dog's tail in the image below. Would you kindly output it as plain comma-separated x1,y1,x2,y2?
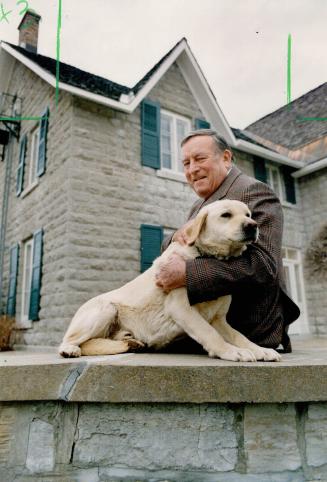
80,338,144,356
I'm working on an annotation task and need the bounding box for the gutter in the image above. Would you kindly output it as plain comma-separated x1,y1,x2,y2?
293,157,327,178
233,139,305,169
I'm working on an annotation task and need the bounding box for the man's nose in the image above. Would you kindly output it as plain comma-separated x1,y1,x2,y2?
189,160,200,174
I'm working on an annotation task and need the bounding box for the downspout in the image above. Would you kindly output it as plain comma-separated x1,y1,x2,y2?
0,132,14,313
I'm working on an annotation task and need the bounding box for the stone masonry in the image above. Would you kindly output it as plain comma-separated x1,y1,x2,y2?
0,400,327,481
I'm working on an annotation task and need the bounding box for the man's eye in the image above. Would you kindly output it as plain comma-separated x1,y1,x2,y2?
221,212,232,218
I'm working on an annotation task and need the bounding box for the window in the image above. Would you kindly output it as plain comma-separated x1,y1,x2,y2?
27,124,40,186
266,164,284,201
282,247,308,334
253,156,296,205
160,110,191,173
20,238,34,327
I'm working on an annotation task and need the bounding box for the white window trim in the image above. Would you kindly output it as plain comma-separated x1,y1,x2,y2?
282,247,309,335
17,238,34,329
160,109,191,175
28,124,39,186
156,168,188,183
266,163,297,209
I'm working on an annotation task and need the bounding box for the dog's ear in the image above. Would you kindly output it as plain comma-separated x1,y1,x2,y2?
184,210,208,246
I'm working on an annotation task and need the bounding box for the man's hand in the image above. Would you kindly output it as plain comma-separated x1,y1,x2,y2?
155,253,187,292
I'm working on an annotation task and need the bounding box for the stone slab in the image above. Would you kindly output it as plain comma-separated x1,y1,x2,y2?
0,336,326,403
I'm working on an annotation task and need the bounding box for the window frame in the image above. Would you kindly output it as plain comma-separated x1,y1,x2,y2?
17,237,34,328
282,247,309,335
159,109,191,174
266,163,296,207
28,123,40,187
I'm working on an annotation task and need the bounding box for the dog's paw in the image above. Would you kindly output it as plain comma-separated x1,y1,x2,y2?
126,338,145,351
252,347,282,362
59,344,82,358
210,344,256,362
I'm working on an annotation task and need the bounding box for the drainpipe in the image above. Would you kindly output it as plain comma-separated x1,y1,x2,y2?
0,132,14,313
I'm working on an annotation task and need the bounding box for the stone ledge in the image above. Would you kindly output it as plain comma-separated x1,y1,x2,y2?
0,335,326,403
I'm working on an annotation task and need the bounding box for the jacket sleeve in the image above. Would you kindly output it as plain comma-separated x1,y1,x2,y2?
186,181,284,305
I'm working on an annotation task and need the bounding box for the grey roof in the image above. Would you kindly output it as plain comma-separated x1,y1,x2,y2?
4,39,185,102
246,83,327,150
231,127,278,152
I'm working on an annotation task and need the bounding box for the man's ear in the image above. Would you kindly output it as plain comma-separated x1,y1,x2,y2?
184,210,208,246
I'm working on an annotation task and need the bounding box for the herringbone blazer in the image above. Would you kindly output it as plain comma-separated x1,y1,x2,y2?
163,165,300,352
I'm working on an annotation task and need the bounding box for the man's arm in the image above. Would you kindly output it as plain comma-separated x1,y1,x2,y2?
186,181,283,305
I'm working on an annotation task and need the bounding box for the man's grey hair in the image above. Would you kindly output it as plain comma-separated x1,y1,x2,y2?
181,129,233,158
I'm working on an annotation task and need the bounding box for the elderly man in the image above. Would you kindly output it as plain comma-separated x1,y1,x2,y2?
156,129,300,352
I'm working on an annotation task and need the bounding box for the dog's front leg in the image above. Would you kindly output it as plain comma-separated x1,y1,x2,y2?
164,289,256,362
211,316,281,362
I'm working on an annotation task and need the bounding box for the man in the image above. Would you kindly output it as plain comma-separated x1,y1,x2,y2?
156,129,300,352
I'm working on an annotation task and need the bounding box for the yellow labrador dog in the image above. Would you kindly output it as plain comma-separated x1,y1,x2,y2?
59,200,281,362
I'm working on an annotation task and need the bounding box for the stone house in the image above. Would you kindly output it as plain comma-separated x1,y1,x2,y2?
0,11,322,346
247,84,327,334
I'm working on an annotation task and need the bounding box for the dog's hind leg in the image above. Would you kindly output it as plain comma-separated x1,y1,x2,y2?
59,301,118,358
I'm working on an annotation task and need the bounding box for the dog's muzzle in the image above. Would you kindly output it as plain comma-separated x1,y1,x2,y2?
242,221,258,242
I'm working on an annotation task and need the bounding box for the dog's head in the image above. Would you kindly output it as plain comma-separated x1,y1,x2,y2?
184,200,258,258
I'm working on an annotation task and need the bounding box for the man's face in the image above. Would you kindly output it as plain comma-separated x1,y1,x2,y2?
182,135,232,199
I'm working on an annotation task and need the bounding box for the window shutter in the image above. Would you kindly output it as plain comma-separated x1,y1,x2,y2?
253,156,267,183
37,108,49,177
281,166,296,204
28,229,43,321
6,244,19,316
16,135,27,196
141,99,160,169
140,224,163,272
195,119,211,129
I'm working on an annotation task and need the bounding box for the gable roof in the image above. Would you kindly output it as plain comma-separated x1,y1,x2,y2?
0,38,303,169
247,83,327,150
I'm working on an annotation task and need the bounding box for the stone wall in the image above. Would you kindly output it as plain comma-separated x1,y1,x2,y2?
0,400,326,481
0,61,74,345
298,168,327,334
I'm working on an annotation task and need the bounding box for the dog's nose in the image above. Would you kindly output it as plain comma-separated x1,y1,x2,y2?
242,220,258,240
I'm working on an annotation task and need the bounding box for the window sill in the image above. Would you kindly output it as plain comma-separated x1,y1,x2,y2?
0,335,326,403
281,201,297,209
20,180,39,198
15,319,33,330
156,169,187,183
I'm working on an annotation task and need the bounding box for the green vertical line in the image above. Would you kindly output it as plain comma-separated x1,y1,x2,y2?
287,33,292,107
56,0,62,107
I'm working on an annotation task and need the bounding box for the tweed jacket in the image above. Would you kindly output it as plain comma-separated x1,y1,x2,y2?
163,165,300,352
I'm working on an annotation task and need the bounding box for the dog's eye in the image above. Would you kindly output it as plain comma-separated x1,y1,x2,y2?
246,213,251,217
221,212,232,218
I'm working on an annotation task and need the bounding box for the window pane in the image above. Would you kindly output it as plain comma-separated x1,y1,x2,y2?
176,119,188,172
23,243,32,317
283,265,291,295
162,153,171,169
161,115,172,169
295,264,302,302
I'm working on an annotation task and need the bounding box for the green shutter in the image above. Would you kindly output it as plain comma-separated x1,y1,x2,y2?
37,108,49,177
281,166,296,204
7,244,19,316
28,229,43,321
140,224,163,272
16,135,27,196
141,100,160,168
253,156,267,183
195,118,211,129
